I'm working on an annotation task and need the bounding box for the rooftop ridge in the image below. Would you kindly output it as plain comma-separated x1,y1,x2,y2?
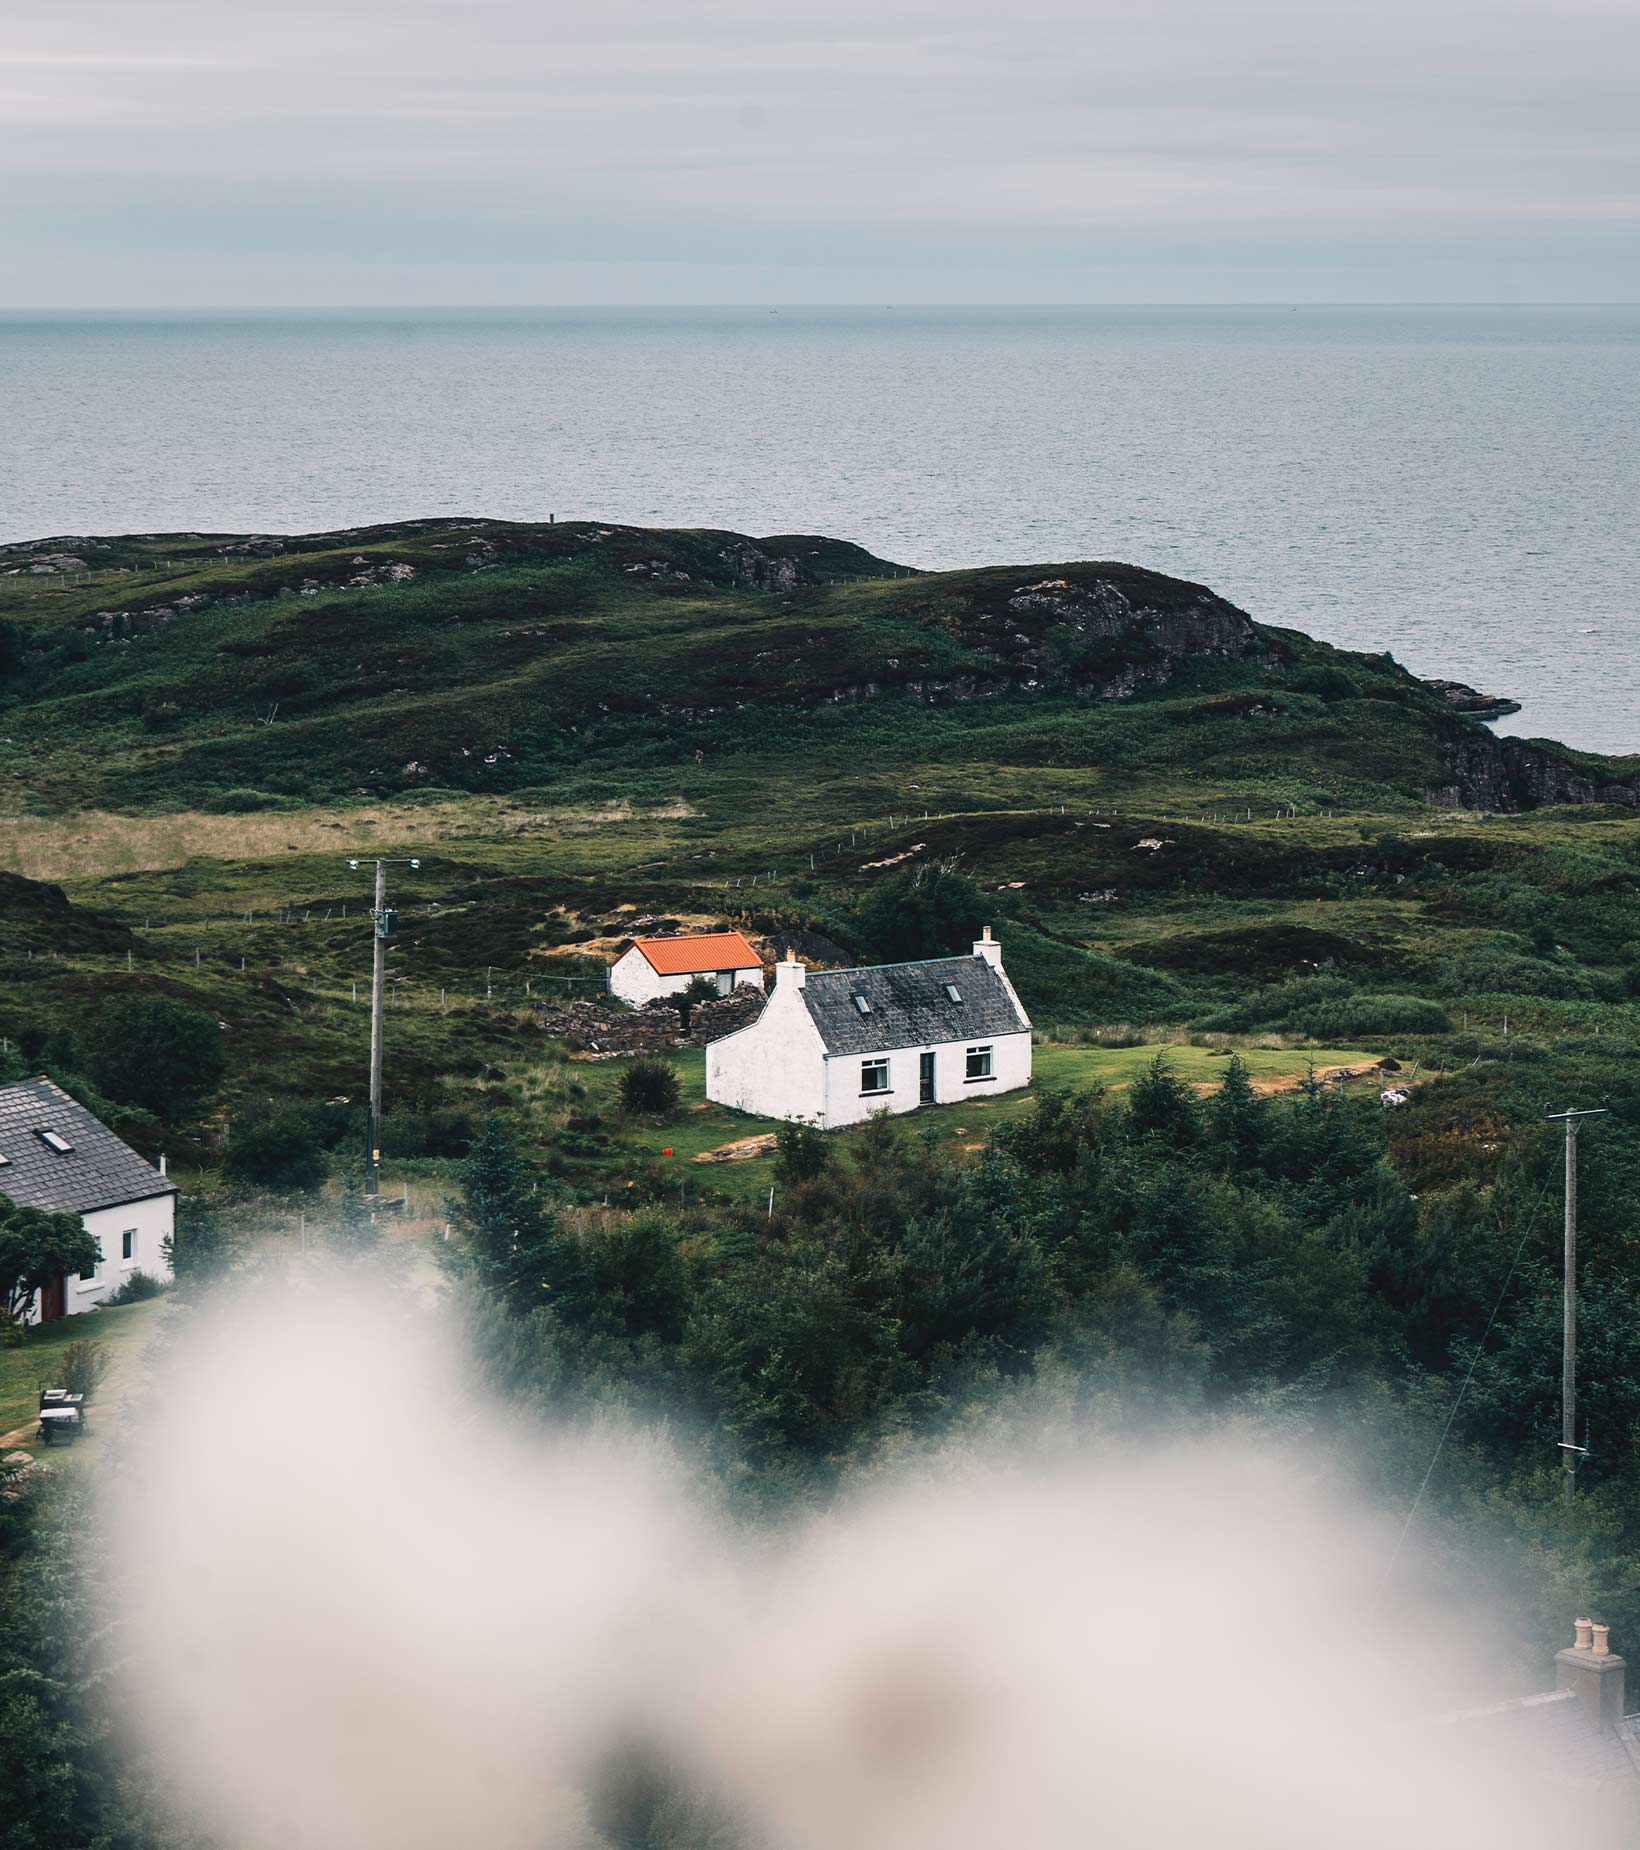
806,952,981,980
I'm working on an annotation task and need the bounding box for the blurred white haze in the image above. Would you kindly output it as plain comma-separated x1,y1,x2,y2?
107,1273,1611,1850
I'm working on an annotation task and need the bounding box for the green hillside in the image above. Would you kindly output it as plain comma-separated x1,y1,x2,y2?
5,516,1634,817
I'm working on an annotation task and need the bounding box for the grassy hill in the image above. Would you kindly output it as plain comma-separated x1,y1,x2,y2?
5,516,1635,818
4,516,1640,1208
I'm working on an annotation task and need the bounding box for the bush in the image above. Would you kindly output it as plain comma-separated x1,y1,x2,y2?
58,1338,109,1401
82,995,226,1122
617,1058,681,1118
775,1119,831,1185
223,1096,326,1191
1287,992,1452,1039
200,787,286,813
103,1269,164,1306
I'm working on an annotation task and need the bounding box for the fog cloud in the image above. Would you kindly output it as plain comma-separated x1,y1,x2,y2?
109,1276,1620,1849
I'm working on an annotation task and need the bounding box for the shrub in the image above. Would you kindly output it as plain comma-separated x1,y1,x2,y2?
1287,992,1452,1039
617,1058,681,1118
104,1269,165,1306
201,788,286,813
677,972,721,1031
775,1119,831,1185
223,1097,326,1191
58,1337,110,1400
82,995,227,1122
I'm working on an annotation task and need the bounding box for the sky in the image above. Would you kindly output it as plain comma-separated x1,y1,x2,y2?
2,0,1637,306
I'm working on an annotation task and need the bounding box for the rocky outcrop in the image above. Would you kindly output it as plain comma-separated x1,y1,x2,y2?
1425,677,1522,721
719,542,803,594
939,569,1263,703
1433,728,1640,811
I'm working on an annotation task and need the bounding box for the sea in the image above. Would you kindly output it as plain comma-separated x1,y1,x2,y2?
3,305,1638,754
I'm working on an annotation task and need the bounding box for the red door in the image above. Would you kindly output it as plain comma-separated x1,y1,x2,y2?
38,1275,65,1323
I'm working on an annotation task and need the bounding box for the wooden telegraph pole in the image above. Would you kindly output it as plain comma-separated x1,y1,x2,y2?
350,856,420,1200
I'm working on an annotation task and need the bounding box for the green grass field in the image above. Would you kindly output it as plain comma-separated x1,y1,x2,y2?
577,1039,1384,1200
0,1296,170,1459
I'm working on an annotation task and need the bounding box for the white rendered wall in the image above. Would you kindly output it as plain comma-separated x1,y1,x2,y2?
706,980,828,1123
27,1191,175,1323
820,1032,1032,1129
609,947,764,1007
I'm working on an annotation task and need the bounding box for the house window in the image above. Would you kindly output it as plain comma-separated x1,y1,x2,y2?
943,983,962,1004
861,1058,891,1094
852,994,873,1016
965,1045,994,1081
122,1229,136,1261
36,1128,74,1154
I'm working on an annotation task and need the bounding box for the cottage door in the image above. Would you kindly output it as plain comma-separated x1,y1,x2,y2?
919,1052,936,1103
39,1274,66,1323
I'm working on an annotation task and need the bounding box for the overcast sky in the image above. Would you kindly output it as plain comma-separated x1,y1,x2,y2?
3,0,1637,306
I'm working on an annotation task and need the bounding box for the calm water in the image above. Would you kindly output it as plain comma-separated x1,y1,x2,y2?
4,306,1638,753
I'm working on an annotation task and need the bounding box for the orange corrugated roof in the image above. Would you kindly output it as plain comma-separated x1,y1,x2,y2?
634,932,761,976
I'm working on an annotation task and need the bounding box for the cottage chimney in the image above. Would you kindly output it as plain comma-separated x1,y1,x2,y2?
775,948,807,992
1556,1620,1628,1730
158,1152,167,1176
972,925,1002,970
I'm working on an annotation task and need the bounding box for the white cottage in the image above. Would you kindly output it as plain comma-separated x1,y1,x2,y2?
0,1077,176,1324
707,929,1032,1129
608,931,765,1007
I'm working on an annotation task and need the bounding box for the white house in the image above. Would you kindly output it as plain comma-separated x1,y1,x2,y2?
0,1077,176,1324
707,928,1032,1129
608,931,765,1007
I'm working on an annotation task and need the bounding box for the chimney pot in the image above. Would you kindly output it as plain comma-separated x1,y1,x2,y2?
1557,1623,1627,1730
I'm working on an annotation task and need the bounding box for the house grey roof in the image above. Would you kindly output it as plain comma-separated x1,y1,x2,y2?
0,1077,175,1215
802,955,1029,1055
1433,1689,1640,1787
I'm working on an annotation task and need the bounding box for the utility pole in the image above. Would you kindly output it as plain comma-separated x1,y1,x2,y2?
1547,1106,1606,1505
350,856,420,1199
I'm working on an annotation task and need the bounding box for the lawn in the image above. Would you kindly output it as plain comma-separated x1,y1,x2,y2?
0,1296,170,1459
585,1038,1383,1200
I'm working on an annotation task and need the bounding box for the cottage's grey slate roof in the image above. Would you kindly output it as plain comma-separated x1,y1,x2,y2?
1434,1689,1640,1786
802,955,1029,1055
0,1078,175,1215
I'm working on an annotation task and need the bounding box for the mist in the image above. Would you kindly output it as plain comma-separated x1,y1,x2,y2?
107,1274,1608,1848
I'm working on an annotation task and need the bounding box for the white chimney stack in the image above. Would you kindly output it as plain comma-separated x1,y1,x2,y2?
775,948,807,991
158,1152,167,1176
973,925,1002,970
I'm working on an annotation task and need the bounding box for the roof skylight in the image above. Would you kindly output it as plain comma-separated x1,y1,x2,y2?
36,1129,74,1154
851,994,873,1015
944,983,963,1003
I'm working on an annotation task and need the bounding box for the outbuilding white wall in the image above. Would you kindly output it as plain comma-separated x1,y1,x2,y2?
706,977,829,1123
27,1190,175,1323
609,946,764,1007
819,1032,1032,1129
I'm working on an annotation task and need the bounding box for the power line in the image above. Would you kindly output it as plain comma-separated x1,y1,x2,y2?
1385,1166,1557,1580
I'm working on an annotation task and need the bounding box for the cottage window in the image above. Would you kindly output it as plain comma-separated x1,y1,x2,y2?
965,1045,994,1081
36,1129,74,1154
122,1229,136,1261
943,983,962,1004
852,994,873,1016
861,1058,891,1094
